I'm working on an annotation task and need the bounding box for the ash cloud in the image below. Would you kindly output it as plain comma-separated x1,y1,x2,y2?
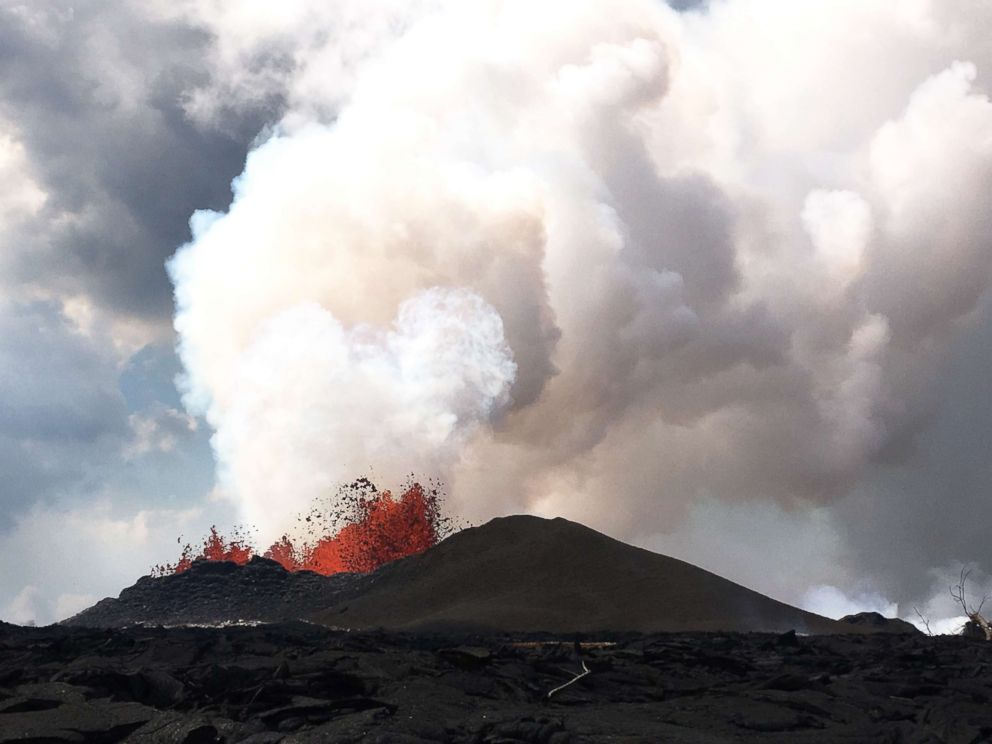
169,0,992,615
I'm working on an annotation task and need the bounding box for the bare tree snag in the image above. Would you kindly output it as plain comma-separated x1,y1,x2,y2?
950,568,992,641
546,659,591,700
913,606,933,637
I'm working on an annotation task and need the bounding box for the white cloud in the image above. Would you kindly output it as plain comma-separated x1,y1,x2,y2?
0,500,225,626
125,405,198,460
54,593,97,621
802,190,872,282
4,585,42,626
0,127,46,220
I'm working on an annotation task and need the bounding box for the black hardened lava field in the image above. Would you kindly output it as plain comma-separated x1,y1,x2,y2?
3,622,992,743
4,517,992,742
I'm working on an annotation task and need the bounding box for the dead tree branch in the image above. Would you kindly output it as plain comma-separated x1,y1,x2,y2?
546,659,591,700
913,607,933,637
950,568,992,641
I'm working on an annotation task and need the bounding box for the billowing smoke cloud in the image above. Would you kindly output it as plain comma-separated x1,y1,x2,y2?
170,283,516,538
169,0,992,565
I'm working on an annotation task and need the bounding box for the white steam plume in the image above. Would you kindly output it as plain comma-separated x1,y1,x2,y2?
169,0,992,543
169,279,515,541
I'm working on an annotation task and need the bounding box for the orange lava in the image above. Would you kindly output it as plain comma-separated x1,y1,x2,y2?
154,480,450,577
153,525,254,576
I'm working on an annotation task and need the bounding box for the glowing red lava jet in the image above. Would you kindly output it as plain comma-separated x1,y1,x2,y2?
154,479,454,577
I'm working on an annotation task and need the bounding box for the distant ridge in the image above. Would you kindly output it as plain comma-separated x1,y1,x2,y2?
312,515,857,634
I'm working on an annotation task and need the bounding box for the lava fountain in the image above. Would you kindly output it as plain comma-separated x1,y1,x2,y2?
154,479,454,577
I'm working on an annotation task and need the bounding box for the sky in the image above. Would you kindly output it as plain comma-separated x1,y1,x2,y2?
1,0,990,631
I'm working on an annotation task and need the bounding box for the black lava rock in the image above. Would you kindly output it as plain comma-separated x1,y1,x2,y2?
62,556,370,628
840,611,921,635
3,623,992,742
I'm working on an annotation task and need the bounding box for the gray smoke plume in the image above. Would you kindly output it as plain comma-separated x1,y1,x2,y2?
167,0,992,618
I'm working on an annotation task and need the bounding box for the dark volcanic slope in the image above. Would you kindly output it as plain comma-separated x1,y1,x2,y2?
314,515,852,634
66,515,909,634
64,557,367,628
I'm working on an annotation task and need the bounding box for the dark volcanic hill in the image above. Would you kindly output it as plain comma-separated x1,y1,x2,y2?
67,515,908,634
313,515,856,634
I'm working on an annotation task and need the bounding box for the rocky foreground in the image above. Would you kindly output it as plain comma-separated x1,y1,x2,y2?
2,620,992,743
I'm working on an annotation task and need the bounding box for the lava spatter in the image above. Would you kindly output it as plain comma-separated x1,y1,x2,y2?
155,479,455,577
153,525,255,576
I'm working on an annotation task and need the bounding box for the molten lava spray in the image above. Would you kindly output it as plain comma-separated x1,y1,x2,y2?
155,480,452,577
153,526,255,576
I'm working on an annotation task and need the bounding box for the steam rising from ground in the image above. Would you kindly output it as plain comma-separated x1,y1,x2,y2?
169,0,992,546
